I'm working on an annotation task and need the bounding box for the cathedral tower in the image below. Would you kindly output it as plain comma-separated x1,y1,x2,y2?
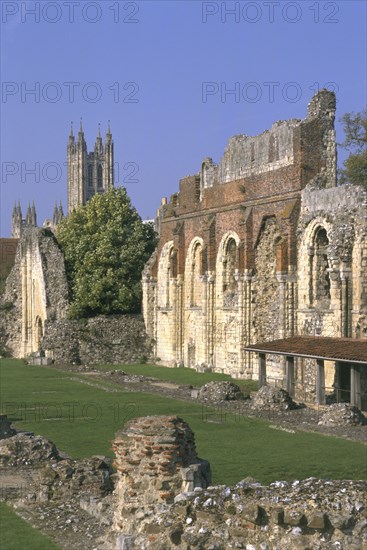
67,121,114,213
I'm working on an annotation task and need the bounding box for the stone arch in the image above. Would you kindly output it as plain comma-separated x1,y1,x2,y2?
216,231,241,309
157,241,174,308
311,227,331,308
185,237,204,308
298,218,333,310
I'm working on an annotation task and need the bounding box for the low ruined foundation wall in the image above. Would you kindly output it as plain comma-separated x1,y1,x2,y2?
110,415,366,550
42,314,153,365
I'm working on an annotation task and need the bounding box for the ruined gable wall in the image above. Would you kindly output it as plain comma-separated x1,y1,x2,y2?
0,228,69,358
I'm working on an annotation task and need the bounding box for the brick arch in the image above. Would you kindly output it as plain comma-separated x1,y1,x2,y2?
216,231,241,269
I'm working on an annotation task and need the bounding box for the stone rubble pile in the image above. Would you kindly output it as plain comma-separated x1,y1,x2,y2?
133,478,366,549
318,403,367,426
106,370,155,384
13,497,111,550
251,385,298,411
0,433,59,467
0,428,113,501
197,381,247,402
37,456,113,502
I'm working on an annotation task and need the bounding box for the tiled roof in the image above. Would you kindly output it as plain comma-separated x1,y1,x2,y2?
245,337,367,364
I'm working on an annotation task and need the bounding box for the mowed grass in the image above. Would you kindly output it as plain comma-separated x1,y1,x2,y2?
94,362,259,393
0,502,60,550
0,359,366,485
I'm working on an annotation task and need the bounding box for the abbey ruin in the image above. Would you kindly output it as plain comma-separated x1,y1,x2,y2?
1,90,366,406
142,90,367,405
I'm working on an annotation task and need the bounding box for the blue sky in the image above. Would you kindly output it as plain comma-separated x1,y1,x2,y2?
1,0,366,236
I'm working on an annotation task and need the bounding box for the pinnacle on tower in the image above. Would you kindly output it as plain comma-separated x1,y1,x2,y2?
69,122,74,143
25,203,32,225
11,201,22,238
78,117,84,142
95,123,103,152
31,201,37,226
106,120,112,141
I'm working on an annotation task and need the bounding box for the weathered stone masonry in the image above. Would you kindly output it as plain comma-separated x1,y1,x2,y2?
0,227,69,358
143,90,367,402
110,416,366,549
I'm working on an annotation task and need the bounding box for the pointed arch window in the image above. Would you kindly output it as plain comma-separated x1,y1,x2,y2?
88,165,93,187
223,238,237,293
97,165,103,188
190,243,203,307
310,227,331,308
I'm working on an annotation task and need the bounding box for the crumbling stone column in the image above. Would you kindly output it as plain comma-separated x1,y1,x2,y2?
112,416,211,540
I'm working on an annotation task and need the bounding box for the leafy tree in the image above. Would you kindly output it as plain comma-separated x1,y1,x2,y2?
338,108,367,188
57,188,157,318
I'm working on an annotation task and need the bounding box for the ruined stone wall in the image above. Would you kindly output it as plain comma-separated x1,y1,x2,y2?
296,183,367,400
144,91,346,390
112,415,211,542
218,119,299,183
42,314,153,365
110,416,366,549
0,228,69,358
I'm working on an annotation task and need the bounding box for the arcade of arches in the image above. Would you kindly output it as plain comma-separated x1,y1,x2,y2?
143,92,367,405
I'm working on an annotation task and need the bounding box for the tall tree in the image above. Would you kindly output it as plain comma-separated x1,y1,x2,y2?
57,188,157,318
338,108,367,188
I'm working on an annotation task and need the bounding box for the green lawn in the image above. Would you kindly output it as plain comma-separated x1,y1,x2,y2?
0,503,60,550
0,359,366,485
93,362,259,393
